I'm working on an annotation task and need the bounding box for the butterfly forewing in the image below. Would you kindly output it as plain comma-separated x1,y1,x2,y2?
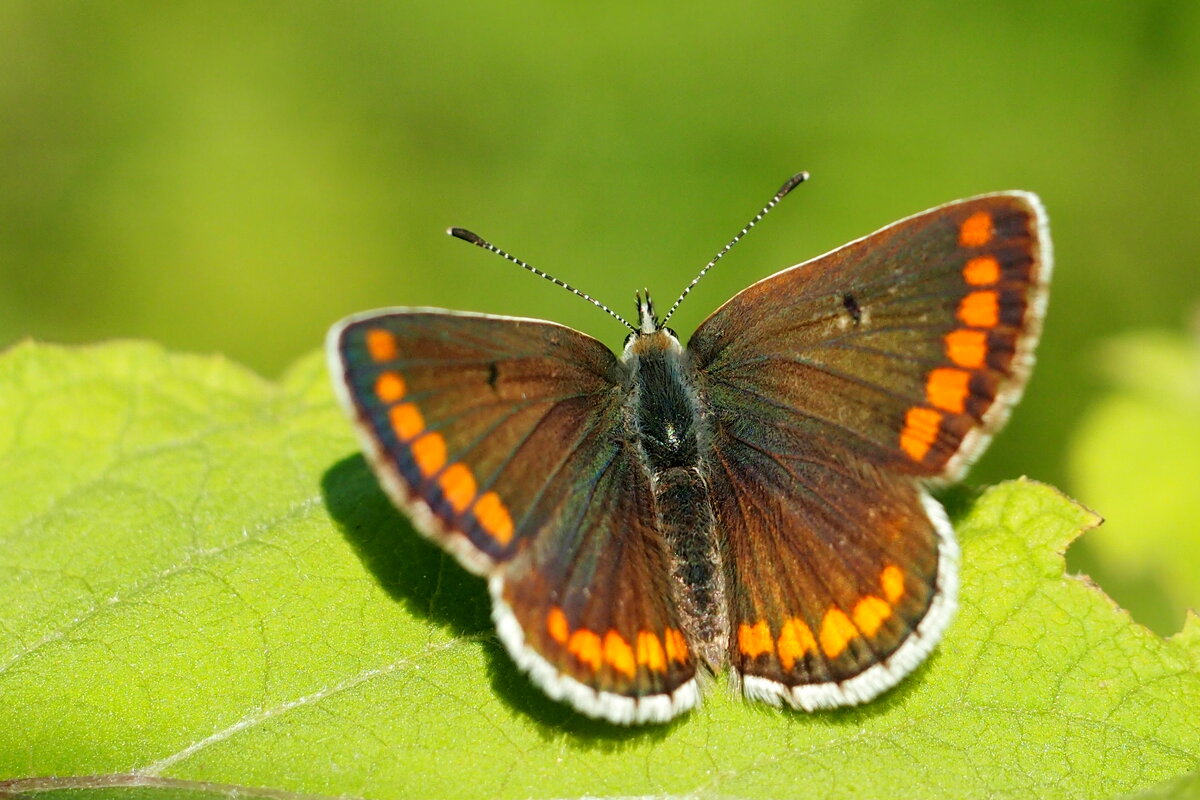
691,192,1049,482
327,310,698,723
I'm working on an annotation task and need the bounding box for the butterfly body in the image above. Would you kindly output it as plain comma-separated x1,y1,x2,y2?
327,189,1050,725
622,309,728,668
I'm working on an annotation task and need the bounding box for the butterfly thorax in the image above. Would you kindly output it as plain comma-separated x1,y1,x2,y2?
623,325,728,668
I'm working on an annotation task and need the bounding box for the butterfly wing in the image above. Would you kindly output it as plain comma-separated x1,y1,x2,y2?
688,193,1049,707
327,309,698,723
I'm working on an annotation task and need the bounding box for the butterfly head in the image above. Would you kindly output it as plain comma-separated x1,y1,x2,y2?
624,291,681,358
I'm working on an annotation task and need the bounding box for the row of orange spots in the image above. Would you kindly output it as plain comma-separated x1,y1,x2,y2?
899,212,1001,464
737,565,908,668
900,406,943,462
546,606,688,676
367,328,515,547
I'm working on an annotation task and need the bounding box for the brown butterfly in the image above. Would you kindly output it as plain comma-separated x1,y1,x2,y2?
327,174,1050,724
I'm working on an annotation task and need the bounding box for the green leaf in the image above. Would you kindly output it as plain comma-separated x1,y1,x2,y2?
1068,330,1200,634
1,341,1198,800
1119,769,1200,800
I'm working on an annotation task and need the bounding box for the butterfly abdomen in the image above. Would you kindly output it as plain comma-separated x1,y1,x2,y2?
627,331,728,667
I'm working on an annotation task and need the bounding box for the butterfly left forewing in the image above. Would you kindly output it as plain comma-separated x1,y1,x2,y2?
327,309,624,574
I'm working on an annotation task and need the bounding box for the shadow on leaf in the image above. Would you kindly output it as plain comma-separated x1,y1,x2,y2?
321,454,489,637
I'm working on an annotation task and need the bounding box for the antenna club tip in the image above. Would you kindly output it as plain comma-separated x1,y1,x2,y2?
448,227,485,246
778,171,810,197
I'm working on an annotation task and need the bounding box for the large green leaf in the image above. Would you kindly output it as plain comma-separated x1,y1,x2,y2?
1,341,1198,799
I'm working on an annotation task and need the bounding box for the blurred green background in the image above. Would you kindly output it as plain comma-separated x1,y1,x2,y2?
2,3,1198,632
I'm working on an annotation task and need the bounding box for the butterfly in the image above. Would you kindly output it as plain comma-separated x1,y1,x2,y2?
326,173,1051,725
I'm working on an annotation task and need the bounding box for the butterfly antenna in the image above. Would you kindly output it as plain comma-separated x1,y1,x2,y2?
448,227,635,331
660,171,809,326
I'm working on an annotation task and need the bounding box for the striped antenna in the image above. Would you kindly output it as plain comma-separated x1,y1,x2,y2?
660,171,809,326
448,227,635,331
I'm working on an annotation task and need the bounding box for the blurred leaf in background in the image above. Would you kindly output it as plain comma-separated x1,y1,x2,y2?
1,5,1197,624
1068,325,1200,635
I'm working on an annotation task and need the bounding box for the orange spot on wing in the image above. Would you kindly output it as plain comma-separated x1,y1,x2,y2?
926,367,972,414
374,371,407,404
776,618,816,671
900,407,943,462
568,629,603,671
959,211,993,247
547,607,569,644
881,565,905,604
389,403,424,441
472,491,514,545
664,628,689,663
411,432,447,477
958,290,999,328
964,255,1001,286
853,596,892,637
819,607,858,658
366,328,398,362
636,631,666,672
604,631,636,678
738,620,775,659
438,462,477,513
945,329,988,368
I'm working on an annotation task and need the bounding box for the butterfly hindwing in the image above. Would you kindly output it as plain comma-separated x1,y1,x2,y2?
327,309,698,723
689,193,1048,706
492,432,700,723
701,414,956,708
